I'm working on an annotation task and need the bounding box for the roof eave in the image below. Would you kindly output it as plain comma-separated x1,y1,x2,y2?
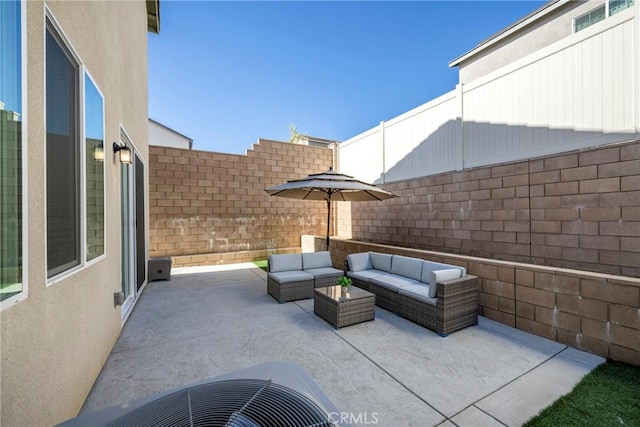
146,0,160,34
449,0,564,68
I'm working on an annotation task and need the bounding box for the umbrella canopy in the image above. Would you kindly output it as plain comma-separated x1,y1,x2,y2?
265,167,397,247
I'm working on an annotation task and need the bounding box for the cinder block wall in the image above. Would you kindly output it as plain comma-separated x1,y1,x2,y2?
329,238,640,365
149,139,333,266
343,140,640,277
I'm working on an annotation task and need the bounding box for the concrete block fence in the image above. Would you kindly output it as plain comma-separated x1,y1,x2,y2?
328,237,640,365
340,139,640,277
149,139,334,263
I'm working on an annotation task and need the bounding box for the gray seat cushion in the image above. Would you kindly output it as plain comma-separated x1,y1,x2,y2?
269,254,302,273
370,252,392,272
268,270,314,284
370,274,420,291
302,252,333,270
348,270,385,282
391,255,423,281
305,267,343,279
347,252,373,272
398,284,437,305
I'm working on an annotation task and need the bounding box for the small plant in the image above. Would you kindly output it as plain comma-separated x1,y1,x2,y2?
288,122,304,143
336,276,352,287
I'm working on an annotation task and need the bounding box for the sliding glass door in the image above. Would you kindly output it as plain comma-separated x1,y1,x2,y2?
120,131,146,320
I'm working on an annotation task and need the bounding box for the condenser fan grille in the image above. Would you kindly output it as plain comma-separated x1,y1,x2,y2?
105,379,334,427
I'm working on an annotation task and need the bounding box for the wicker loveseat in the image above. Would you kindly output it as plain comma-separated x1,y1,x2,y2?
346,252,478,336
267,252,344,303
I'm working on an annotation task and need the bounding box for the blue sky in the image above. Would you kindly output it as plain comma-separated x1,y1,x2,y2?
149,1,546,154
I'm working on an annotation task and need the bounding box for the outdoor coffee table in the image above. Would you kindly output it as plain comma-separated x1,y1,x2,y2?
313,285,375,329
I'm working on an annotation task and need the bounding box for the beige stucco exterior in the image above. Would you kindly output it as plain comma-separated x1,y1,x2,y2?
456,1,609,83
1,1,150,426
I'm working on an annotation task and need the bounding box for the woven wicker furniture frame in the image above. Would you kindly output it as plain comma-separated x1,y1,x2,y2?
399,276,478,335
313,273,344,288
267,275,344,303
349,270,478,336
266,252,343,303
267,276,314,303
314,286,375,329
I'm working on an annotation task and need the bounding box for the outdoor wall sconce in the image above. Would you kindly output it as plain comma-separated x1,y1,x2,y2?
93,142,104,162
113,142,132,164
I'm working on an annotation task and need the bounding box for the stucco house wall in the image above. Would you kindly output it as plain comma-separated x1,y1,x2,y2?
455,0,612,83
0,1,150,426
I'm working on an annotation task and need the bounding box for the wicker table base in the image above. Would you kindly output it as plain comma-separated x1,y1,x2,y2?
314,286,375,329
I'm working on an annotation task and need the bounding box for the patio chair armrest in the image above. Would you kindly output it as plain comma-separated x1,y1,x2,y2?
436,274,478,299
435,275,479,334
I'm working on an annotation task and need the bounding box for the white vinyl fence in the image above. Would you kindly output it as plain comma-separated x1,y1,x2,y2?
339,8,638,183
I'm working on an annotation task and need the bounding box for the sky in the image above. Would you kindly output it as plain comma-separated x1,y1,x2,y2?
148,0,547,155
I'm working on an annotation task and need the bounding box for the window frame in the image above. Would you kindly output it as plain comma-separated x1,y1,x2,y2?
608,0,635,16
45,7,106,286
45,11,82,281
573,0,635,33
573,3,606,33
83,70,107,266
1,0,28,310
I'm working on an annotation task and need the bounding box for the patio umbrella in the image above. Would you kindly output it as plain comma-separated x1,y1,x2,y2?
265,167,397,248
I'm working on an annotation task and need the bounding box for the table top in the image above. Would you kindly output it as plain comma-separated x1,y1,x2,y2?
314,285,374,303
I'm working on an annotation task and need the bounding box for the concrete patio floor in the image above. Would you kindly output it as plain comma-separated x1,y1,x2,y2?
81,263,604,426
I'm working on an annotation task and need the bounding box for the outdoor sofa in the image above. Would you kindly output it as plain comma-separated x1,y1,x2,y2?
346,252,478,335
267,252,344,303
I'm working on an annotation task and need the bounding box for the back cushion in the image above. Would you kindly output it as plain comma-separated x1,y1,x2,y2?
391,255,423,281
269,253,302,272
421,261,466,283
428,269,463,297
370,252,392,272
347,252,373,272
302,251,332,269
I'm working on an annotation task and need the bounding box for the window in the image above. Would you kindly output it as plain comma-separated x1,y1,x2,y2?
45,12,106,280
609,0,635,16
574,4,606,32
574,0,635,32
46,21,81,278
1,0,25,306
84,74,105,261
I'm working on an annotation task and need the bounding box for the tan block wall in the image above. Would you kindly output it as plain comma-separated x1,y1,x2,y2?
149,140,334,263
345,140,640,277
329,238,640,365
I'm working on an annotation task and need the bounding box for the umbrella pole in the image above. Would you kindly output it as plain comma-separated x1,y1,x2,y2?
326,199,331,249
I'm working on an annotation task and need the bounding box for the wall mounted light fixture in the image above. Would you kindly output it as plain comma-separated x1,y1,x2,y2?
113,142,132,164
